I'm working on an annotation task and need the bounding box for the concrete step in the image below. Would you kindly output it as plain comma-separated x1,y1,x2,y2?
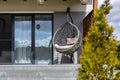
0,65,80,80
0,69,77,77
43,77,77,80
0,77,43,80
0,77,77,80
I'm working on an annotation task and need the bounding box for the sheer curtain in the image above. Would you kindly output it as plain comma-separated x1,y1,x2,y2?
14,16,32,64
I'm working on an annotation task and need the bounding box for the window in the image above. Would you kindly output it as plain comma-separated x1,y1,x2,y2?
0,14,53,65
14,14,53,64
0,15,12,64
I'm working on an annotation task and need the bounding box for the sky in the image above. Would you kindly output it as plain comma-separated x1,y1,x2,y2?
15,21,52,48
98,0,120,40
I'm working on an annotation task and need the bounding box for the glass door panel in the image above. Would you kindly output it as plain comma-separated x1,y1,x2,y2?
35,15,52,64
0,15,12,64
14,16,32,64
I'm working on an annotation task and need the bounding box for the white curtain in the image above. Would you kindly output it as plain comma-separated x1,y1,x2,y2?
14,16,31,64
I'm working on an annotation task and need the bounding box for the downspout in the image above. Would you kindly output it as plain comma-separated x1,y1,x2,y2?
93,0,98,15
93,0,98,22
93,0,98,10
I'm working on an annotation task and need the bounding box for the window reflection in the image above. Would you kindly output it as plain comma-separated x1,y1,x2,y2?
14,15,52,64
35,15,52,64
14,16,32,64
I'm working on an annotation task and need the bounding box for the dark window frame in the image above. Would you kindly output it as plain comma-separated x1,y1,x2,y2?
0,13,54,65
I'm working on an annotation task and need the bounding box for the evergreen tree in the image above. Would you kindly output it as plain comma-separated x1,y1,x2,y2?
78,0,118,79
117,41,120,61
115,41,120,70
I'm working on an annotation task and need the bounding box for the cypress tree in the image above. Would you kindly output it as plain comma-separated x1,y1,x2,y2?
78,0,118,79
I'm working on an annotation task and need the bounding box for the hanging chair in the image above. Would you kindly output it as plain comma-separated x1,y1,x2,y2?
53,8,82,55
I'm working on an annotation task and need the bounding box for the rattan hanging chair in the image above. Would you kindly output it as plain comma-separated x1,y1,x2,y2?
52,8,82,55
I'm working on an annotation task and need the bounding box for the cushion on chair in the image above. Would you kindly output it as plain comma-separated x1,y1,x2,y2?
66,37,77,45
55,44,73,49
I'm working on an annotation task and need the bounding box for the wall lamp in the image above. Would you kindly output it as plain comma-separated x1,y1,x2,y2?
80,0,88,5
37,0,47,5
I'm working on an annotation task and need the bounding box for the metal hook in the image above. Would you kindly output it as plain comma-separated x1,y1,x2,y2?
66,7,74,24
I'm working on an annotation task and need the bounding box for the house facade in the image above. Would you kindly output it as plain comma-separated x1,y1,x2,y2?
0,0,93,80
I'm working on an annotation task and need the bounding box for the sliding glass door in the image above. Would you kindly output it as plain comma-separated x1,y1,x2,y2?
0,15,12,64
14,16,32,64
14,14,52,64
35,15,52,64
